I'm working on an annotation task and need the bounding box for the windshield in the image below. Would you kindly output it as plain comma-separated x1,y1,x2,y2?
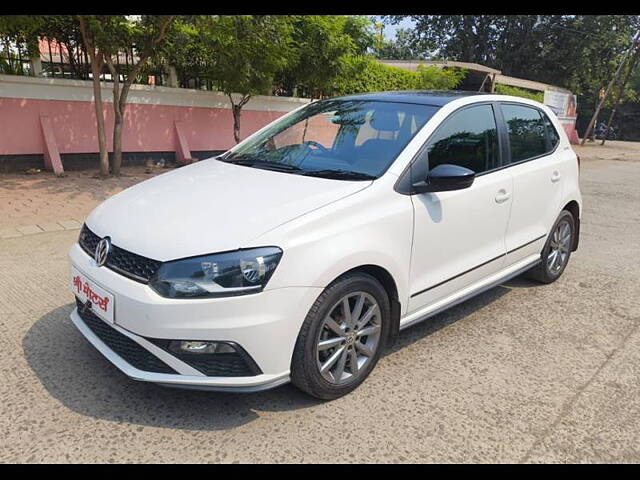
221,99,439,180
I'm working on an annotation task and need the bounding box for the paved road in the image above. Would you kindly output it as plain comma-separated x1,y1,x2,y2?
1,152,639,463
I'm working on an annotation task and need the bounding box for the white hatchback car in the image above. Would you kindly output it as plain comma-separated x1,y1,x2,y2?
69,91,581,399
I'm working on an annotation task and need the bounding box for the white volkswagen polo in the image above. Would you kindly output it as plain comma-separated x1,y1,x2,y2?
69,91,581,399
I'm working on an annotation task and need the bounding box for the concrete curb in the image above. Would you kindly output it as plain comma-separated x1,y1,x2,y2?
0,219,82,239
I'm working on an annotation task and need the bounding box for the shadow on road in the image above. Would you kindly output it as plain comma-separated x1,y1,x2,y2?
23,281,519,431
22,303,322,432
388,284,513,354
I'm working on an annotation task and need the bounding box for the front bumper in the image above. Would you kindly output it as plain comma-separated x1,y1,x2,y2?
68,243,323,391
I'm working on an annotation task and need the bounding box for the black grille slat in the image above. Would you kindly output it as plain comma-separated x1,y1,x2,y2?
75,297,177,374
79,225,161,283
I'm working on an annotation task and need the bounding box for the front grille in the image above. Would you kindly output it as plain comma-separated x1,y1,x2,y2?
79,224,162,283
148,339,262,377
75,297,177,374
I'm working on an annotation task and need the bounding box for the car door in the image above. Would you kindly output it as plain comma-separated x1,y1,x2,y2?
407,103,513,313
497,103,564,265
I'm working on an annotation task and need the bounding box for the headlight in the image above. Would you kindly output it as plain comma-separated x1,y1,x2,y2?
149,247,283,298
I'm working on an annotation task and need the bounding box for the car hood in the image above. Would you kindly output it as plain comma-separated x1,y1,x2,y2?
86,158,371,261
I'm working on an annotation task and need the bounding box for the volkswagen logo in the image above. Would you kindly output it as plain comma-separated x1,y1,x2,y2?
94,237,111,267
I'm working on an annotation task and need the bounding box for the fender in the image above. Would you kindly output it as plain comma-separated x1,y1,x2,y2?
251,176,414,316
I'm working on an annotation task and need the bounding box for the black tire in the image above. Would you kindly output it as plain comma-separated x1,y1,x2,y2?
525,210,575,284
290,272,391,400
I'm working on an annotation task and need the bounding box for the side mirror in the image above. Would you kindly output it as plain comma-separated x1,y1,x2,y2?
412,164,475,193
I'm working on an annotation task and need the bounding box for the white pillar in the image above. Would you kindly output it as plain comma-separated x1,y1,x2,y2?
167,66,178,88
30,55,43,76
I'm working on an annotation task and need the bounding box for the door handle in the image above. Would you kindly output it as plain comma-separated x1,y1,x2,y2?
551,170,561,183
495,189,511,203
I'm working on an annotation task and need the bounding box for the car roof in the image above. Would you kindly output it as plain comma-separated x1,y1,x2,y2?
327,90,492,107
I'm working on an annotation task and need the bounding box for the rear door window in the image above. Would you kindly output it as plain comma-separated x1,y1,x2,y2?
541,111,560,150
500,104,548,163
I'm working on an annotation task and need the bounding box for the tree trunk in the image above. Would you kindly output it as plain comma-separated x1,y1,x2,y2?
91,57,109,177
112,77,135,176
229,94,251,144
232,104,242,143
79,17,110,178
105,58,124,176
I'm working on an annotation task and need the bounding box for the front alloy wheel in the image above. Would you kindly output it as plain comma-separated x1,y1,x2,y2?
291,272,391,400
316,292,382,385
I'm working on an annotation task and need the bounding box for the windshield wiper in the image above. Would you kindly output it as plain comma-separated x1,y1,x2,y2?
300,169,376,181
221,156,375,180
222,156,303,173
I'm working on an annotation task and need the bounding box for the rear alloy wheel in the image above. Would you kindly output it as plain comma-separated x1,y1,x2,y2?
291,272,390,400
547,219,572,275
526,210,575,284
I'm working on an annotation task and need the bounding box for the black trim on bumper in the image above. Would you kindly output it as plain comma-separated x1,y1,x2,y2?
147,338,263,377
75,297,262,378
75,298,177,374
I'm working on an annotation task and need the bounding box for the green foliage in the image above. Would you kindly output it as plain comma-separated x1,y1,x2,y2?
384,15,640,98
279,16,365,96
343,16,376,55
331,56,414,95
416,64,466,90
376,28,423,60
331,56,465,96
157,16,205,74
495,84,544,102
79,15,174,64
0,57,19,74
203,16,292,98
0,16,44,56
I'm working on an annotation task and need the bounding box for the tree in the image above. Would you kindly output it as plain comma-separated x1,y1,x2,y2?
1,16,111,175
194,15,293,143
78,16,111,177
155,15,207,87
376,28,423,60
36,16,88,79
278,16,363,98
102,15,175,176
78,15,174,176
384,15,640,135
383,15,640,97
0,16,46,75
343,16,376,55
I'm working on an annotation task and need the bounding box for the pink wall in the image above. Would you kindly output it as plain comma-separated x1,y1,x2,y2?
0,97,285,156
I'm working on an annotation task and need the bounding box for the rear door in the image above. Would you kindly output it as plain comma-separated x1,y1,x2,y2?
498,103,564,265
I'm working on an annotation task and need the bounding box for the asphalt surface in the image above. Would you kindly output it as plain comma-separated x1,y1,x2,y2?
1,150,639,463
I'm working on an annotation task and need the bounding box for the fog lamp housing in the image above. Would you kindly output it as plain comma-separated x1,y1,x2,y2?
169,340,237,355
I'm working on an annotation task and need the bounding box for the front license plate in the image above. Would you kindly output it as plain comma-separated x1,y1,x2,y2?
70,266,115,324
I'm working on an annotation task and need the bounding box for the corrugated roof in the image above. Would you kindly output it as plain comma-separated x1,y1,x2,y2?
380,60,502,75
